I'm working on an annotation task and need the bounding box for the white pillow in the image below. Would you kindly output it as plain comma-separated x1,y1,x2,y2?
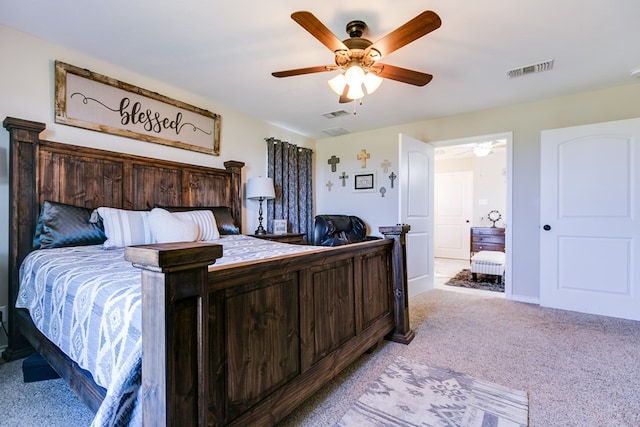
172,209,220,241
97,207,153,248
148,208,199,243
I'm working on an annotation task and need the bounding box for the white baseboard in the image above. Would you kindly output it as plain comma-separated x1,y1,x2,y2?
509,294,540,305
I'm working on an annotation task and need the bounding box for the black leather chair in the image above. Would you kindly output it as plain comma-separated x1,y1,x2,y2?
312,214,379,246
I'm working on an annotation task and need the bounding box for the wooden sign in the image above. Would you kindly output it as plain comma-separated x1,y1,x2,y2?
54,61,221,155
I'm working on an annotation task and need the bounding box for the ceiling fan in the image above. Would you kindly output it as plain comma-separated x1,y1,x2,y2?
272,10,441,103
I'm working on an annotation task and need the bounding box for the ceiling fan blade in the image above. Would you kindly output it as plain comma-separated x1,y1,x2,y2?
376,63,433,86
369,11,441,58
291,11,348,53
272,65,335,78
339,84,351,103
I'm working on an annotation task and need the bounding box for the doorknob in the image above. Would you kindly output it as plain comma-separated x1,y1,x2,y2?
543,224,551,231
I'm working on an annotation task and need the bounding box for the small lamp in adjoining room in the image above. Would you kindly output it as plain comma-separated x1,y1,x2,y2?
246,177,275,235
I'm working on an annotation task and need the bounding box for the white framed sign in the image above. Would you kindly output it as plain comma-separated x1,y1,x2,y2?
273,219,287,235
54,60,221,155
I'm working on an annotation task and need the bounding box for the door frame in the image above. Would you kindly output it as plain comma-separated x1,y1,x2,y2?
431,132,513,298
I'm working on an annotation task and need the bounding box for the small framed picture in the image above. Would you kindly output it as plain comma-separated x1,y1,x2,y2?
273,219,287,235
354,172,375,191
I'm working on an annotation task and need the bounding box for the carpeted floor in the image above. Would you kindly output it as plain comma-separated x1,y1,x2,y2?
445,268,504,292
1,289,639,426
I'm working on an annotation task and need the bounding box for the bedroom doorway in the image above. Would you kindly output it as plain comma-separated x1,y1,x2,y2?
431,132,512,297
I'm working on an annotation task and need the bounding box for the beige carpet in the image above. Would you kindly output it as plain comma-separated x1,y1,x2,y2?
1,289,639,426
279,289,640,426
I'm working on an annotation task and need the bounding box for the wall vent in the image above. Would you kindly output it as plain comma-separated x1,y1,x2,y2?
322,127,350,137
507,59,554,78
322,110,350,119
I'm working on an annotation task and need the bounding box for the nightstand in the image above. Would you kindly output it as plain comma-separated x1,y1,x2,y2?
252,232,306,244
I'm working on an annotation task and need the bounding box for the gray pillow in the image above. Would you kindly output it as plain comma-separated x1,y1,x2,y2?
34,201,106,249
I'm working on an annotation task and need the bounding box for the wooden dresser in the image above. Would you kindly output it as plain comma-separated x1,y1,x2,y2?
470,227,505,257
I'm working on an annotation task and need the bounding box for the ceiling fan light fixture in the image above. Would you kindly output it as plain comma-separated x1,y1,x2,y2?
346,82,365,100
363,72,383,94
344,65,365,87
473,142,493,157
328,73,347,96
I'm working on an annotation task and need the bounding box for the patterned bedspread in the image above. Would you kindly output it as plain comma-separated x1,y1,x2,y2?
16,235,323,426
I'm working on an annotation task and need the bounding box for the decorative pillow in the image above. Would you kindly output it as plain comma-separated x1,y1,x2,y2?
33,200,107,249
157,206,239,235
96,207,153,248
172,209,220,241
148,208,199,243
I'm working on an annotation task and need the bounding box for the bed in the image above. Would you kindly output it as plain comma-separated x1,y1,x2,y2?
3,116,413,426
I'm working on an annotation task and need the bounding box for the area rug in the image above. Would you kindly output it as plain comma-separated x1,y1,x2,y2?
338,356,528,427
445,269,504,292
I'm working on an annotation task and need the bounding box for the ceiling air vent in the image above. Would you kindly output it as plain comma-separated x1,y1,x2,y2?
507,59,554,79
322,127,350,137
322,110,350,119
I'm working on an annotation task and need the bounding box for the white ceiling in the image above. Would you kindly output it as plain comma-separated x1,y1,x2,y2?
2,0,639,140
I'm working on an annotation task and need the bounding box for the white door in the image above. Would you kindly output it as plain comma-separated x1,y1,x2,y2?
540,118,640,320
435,171,473,259
399,133,434,298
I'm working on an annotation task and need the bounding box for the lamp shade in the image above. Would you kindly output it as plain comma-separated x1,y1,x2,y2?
246,177,275,200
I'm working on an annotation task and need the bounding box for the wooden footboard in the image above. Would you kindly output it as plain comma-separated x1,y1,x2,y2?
126,227,411,426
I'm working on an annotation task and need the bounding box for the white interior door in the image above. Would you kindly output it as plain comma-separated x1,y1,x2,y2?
399,133,434,298
540,118,640,320
435,171,473,259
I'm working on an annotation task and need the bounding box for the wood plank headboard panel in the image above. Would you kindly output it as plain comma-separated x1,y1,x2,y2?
3,116,244,357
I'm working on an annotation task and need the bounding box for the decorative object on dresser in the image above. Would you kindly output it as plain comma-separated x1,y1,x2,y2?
253,232,306,244
272,218,287,234
487,209,502,227
246,176,276,235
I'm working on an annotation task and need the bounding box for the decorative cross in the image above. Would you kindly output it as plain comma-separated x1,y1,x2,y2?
381,159,391,173
379,187,387,198
326,180,334,192
339,171,349,187
389,172,397,189
357,149,370,168
327,155,340,172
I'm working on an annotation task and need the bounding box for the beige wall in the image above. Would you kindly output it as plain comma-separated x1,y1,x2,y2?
316,82,640,301
0,25,313,314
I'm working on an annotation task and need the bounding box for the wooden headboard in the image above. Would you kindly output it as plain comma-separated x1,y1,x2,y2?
3,116,244,357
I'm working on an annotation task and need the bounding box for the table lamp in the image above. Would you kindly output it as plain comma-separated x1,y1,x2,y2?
246,177,275,235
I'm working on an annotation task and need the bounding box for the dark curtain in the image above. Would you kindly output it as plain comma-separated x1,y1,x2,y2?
265,138,314,241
